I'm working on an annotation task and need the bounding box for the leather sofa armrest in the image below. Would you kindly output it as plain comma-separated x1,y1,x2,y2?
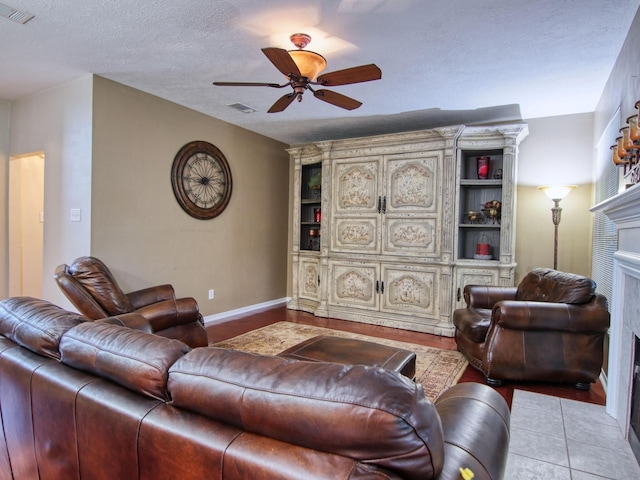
464,285,517,309
134,297,201,332
492,300,610,333
97,313,153,333
435,383,510,480
127,284,175,309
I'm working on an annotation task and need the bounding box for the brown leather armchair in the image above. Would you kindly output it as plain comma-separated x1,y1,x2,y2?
453,268,610,390
54,256,208,348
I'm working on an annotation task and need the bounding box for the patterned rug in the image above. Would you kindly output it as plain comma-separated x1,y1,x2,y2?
213,322,468,401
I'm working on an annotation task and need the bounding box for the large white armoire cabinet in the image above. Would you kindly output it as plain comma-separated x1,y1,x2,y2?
288,124,528,336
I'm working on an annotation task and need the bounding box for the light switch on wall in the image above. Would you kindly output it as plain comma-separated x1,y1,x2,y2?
70,208,81,222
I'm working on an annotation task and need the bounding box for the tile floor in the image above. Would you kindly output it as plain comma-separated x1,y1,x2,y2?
506,390,640,479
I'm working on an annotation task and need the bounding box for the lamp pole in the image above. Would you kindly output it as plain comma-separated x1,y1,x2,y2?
551,199,562,270
538,185,577,271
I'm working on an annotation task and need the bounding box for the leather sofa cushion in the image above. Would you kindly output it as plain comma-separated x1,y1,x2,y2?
0,296,84,360
168,347,445,480
60,322,189,401
516,268,595,304
68,256,134,315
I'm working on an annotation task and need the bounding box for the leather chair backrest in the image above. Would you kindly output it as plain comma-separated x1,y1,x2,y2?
516,268,596,304
66,257,134,316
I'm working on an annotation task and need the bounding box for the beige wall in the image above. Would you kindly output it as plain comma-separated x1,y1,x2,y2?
91,77,290,316
515,113,595,283
0,100,8,297
515,184,593,281
8,76,93,306
8,154,44,297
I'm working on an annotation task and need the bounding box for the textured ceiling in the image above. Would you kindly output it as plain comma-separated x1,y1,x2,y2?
1,0,639,145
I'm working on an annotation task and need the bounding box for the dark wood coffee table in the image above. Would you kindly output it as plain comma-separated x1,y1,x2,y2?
279,335,416,380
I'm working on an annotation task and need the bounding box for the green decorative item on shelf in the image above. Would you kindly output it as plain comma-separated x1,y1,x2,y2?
308,171,322,191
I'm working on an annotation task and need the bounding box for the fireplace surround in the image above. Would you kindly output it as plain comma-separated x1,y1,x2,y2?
591,184,640,450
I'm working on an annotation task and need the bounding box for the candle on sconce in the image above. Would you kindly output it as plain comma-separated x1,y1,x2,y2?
621,126,636,151
627,114,640,143
476,243,491,256
617,136,630,159
612,145,629,165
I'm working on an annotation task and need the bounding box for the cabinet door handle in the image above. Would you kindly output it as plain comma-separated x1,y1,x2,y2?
457,287,461,302
382,196,387,213
380,281,384,294
377,196,382,213
318,275,320,286
375,280,380,293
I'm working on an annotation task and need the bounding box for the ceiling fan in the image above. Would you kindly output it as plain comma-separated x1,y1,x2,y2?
213,33,382,113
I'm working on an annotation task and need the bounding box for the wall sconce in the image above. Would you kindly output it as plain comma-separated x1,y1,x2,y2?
537,185,577,270
611,100,640,187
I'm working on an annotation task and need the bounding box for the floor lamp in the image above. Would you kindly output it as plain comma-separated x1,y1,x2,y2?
537,185,577,270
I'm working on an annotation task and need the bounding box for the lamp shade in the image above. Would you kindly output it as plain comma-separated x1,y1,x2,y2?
538,185,577,201
288,49,326,81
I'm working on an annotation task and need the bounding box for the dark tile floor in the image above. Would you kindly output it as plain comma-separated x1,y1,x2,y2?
205,305,606,408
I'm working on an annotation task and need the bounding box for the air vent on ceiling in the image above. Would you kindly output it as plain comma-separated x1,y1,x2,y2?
0,2,34,24
227,103,257,114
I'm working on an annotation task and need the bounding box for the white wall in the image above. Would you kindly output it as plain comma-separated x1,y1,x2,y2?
594,7,640,153
8,76,93,306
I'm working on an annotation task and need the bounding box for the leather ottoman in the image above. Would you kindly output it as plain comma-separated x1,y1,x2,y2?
279,335,416,380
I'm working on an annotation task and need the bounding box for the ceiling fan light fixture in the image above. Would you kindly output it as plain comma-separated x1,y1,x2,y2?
288,49,326,81
213,32,380,113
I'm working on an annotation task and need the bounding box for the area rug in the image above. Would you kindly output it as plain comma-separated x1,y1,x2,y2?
213,322,468,401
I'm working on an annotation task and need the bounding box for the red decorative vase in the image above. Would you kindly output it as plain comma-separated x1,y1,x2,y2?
476,156,490,180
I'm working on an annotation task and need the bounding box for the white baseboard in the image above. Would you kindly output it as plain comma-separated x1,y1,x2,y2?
600,369,608,395
203,297,290,326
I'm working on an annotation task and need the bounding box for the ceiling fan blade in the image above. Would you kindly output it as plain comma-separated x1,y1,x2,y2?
262,47,301,77
313,89,362,110
317,64,381,86
268,93,296,113
213,81,282,87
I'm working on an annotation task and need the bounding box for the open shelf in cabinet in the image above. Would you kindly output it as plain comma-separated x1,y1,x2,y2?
460,149,504,181
300,163,322,251
457,226,501,260
458,149,504,260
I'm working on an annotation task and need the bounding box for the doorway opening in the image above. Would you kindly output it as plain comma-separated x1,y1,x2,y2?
9,151,45,297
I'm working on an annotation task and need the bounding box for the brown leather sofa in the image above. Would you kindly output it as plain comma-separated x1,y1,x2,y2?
0,296,511,480
453,268,610,389
54,256,208,348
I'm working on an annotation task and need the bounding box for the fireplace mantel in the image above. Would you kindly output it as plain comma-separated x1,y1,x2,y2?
591,183,640,437
592,184,640,228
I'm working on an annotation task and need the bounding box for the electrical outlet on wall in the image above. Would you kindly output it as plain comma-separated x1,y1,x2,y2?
208,289,215,300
